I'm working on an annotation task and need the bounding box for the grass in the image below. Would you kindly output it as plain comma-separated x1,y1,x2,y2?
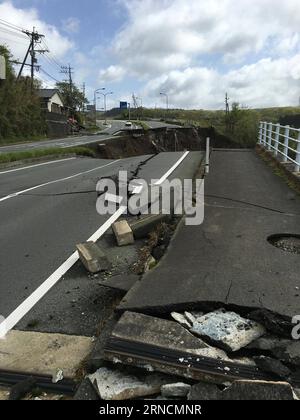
131,120,150,131
0,146,96,165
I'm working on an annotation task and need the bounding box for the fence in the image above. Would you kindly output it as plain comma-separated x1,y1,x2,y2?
258,121,300,172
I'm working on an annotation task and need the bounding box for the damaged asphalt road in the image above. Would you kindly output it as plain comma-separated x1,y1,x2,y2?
0,150,203,336
119,150,300,333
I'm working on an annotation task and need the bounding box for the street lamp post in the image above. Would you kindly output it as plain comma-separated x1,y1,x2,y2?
160,92,169,120
94,88,105,124
99,91,113,125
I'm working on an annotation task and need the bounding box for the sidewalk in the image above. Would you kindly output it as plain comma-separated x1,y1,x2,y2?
119,150,300,326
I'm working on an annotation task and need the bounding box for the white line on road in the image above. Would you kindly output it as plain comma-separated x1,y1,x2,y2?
0,160,120,203
153,151,190,185
0,157,77,176
0,205,127,338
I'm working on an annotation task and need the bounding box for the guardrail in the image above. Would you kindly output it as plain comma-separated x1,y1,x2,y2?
258,121,300,172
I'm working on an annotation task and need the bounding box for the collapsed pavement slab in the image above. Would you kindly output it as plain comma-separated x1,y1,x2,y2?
113,220,135,247
104,312,273,384
118,151,300,331
0,330,93,378
76,242,111,274
188,380,298,401
88,367,171,401
187,309,265,352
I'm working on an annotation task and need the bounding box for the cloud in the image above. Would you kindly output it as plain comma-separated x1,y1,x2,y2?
143,54,300,109
95,0,300,108
0,1,73,61
62,17,80,34
99,65,126,83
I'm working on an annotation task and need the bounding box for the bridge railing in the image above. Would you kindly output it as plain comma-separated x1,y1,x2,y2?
258,121,300,172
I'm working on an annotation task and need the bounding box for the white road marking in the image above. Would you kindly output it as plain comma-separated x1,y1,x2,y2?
0,205,127,338
153,151,190,185
0,160,120,203
0,157,77,175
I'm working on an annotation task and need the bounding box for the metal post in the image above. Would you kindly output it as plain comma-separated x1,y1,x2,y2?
267,122,273,151
263,122,268,147
283,125,290,163
258,122,263,144
205,137,210,175
296,131,300,172
274,124,280,156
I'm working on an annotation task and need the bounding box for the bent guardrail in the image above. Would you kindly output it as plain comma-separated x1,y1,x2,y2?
258,121,300,172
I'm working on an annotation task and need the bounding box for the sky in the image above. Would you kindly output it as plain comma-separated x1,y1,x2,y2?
0,0,300,110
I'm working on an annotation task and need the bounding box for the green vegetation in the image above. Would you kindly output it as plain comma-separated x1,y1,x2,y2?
0,45,46,142
0,146,95,164
55,82,87,125
131,120,150,131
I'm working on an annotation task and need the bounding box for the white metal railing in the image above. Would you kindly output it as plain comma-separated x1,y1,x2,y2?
258,121,300,172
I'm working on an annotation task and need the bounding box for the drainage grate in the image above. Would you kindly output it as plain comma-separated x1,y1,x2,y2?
268,234,300,255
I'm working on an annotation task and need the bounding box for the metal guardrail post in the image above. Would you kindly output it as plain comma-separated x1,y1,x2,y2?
267,122,273,150
205,137,210,175
283,125,290,163
274,123,280,156
259,122,263,144
296,131,300,172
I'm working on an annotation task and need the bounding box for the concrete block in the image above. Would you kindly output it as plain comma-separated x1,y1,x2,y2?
112,220,134,247
77,242,111,274
161,383,191,398
130,214,170,240
189,309,266,352
88,367,168,401
188,380,297,400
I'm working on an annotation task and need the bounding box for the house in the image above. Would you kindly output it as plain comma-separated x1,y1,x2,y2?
38,89,65,114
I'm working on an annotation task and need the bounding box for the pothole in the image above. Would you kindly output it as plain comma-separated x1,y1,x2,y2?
268,234,300,254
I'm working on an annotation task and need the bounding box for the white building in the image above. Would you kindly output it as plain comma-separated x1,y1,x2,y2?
38,89,65,114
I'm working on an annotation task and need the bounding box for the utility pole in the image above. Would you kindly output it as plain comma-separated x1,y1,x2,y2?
18,27,48,88
61,65,74,117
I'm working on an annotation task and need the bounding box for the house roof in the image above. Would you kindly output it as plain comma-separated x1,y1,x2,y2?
38,89,64,104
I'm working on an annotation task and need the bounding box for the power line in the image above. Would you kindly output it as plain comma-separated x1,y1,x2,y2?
0,18,25,33
0,26,28,40
39,68,61,83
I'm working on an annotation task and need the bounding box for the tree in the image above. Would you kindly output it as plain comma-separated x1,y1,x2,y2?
55,82,87,120
0,45,45,141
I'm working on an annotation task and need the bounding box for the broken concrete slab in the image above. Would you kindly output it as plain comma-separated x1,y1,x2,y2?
104,312,272,384
113,220,134,247
171,312,192,329
248,336,300,367
0,388,9,401
74,378,100,401
254,357,291,381
188,380,297,401
189,309,266,352
88,367,168,400
0,330,93,378
129,214,171,240
77,242,111,274
161,383,191,398
98,274,139,293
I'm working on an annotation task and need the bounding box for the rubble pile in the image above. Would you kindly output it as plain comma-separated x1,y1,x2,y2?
77,308,300,401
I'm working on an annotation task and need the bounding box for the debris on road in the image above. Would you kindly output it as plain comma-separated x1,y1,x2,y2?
253,356,291,381
188,380,298,401
77,242,111,274
113,220,135,247
189,309,266,352
98,274,139,293
171,309,265,352
9,377,36,401
104,312,272,383
88,367,169,400
144,256,157,272
161,383,191,398
52,369,64,384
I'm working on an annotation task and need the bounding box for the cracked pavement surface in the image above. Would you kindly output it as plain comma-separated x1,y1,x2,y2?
119,150,300,323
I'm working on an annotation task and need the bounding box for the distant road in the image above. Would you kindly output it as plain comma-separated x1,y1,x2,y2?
0,120,181,154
